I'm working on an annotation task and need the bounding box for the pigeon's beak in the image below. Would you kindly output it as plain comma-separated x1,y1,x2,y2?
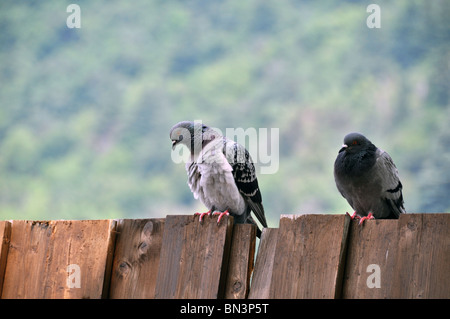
171,139,179,150
171,135,183,150
339,144,348,153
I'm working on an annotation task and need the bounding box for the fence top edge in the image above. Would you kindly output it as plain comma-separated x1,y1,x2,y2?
280,212,449,219
1,213,448,224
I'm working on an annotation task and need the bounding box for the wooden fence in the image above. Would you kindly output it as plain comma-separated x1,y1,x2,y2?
0,213,448,299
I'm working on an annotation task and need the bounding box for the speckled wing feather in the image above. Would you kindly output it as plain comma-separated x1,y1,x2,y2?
223,139,268,228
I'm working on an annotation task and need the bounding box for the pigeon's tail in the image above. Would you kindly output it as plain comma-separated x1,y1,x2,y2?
256,227,262,239
384,195,406,218
246,214,263,239
247,201,268,228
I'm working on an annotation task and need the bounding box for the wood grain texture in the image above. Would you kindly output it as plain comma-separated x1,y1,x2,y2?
269,214,350,299
0,221,11,296
0,213,447,299
1,220,116,299
248,228,279,299
342,213,450,298
224,223,256,299
342,219,398,298
392,213,449,298
109,219,165,299
154,214,233,299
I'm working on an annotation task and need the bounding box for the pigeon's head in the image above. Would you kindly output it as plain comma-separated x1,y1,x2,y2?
170,121,218,154
339,132,372,154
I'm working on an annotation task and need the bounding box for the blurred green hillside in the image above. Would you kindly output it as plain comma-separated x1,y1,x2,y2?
0,0,449,226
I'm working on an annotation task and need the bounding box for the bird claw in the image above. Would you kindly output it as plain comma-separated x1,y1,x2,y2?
212,210,229,224
195,210,229,224
195,210,211,223
346,212,361,220
358,212,375,225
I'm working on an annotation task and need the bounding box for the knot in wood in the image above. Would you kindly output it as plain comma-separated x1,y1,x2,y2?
232,281,242,292
142,221,154,237
138,241,148,254
118,260,131,277
407,221,417,231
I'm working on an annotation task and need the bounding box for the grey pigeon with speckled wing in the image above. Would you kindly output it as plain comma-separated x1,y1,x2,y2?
334,132,406,223
170,121,268,237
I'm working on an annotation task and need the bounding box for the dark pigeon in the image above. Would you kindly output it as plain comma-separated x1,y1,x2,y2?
170,121,268,237
334,132,406,223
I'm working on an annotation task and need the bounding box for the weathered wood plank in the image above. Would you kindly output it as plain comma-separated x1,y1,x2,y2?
0,221,12,296
109,219,165,299
269,214,350,299
1,221,53,298
224,223,256,299
153,215,190,299
248,228,279,299
1,220,116,299
342,219,398,298
392,213,450,298
154,215,233,299
342,213,450,298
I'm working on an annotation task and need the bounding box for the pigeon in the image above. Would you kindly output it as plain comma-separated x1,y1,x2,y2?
334,132,406,224
170,121,268,237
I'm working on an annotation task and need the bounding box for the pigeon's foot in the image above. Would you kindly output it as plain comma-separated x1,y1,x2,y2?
358,212,375,225
212,210,229,224
195,210,212,223
346,211,361,220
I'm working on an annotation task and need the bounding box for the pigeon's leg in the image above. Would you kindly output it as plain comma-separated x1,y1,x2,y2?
195,209,212,223
346,211,361,220
358,212,375,225
212,210,230,224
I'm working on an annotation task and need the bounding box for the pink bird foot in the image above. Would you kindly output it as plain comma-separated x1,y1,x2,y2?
358,212,375,225
195,210,211,223
212,210,229,224
346,211,361,220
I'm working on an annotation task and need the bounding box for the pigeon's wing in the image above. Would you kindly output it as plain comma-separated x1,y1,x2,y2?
336,181,354,209
186,161,202,200
224,140,268,228
374,149,406,218
333,153,355,209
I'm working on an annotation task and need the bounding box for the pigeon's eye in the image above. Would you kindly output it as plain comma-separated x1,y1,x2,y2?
352,140,358,145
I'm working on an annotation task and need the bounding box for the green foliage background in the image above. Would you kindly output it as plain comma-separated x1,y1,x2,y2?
1,0,449,226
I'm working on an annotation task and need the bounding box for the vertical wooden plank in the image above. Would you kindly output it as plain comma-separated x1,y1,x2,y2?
392,213,450,298
343,214,450,299
248,228,279,299
0,221,12,296
49,219,117,299
1,221,52,298
1,220,116,299
153,215,190,299
269,214,350,299
341,219,398,298
224,223,256,299
109,219,165,299
177,214,233,299
154,215,233,299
